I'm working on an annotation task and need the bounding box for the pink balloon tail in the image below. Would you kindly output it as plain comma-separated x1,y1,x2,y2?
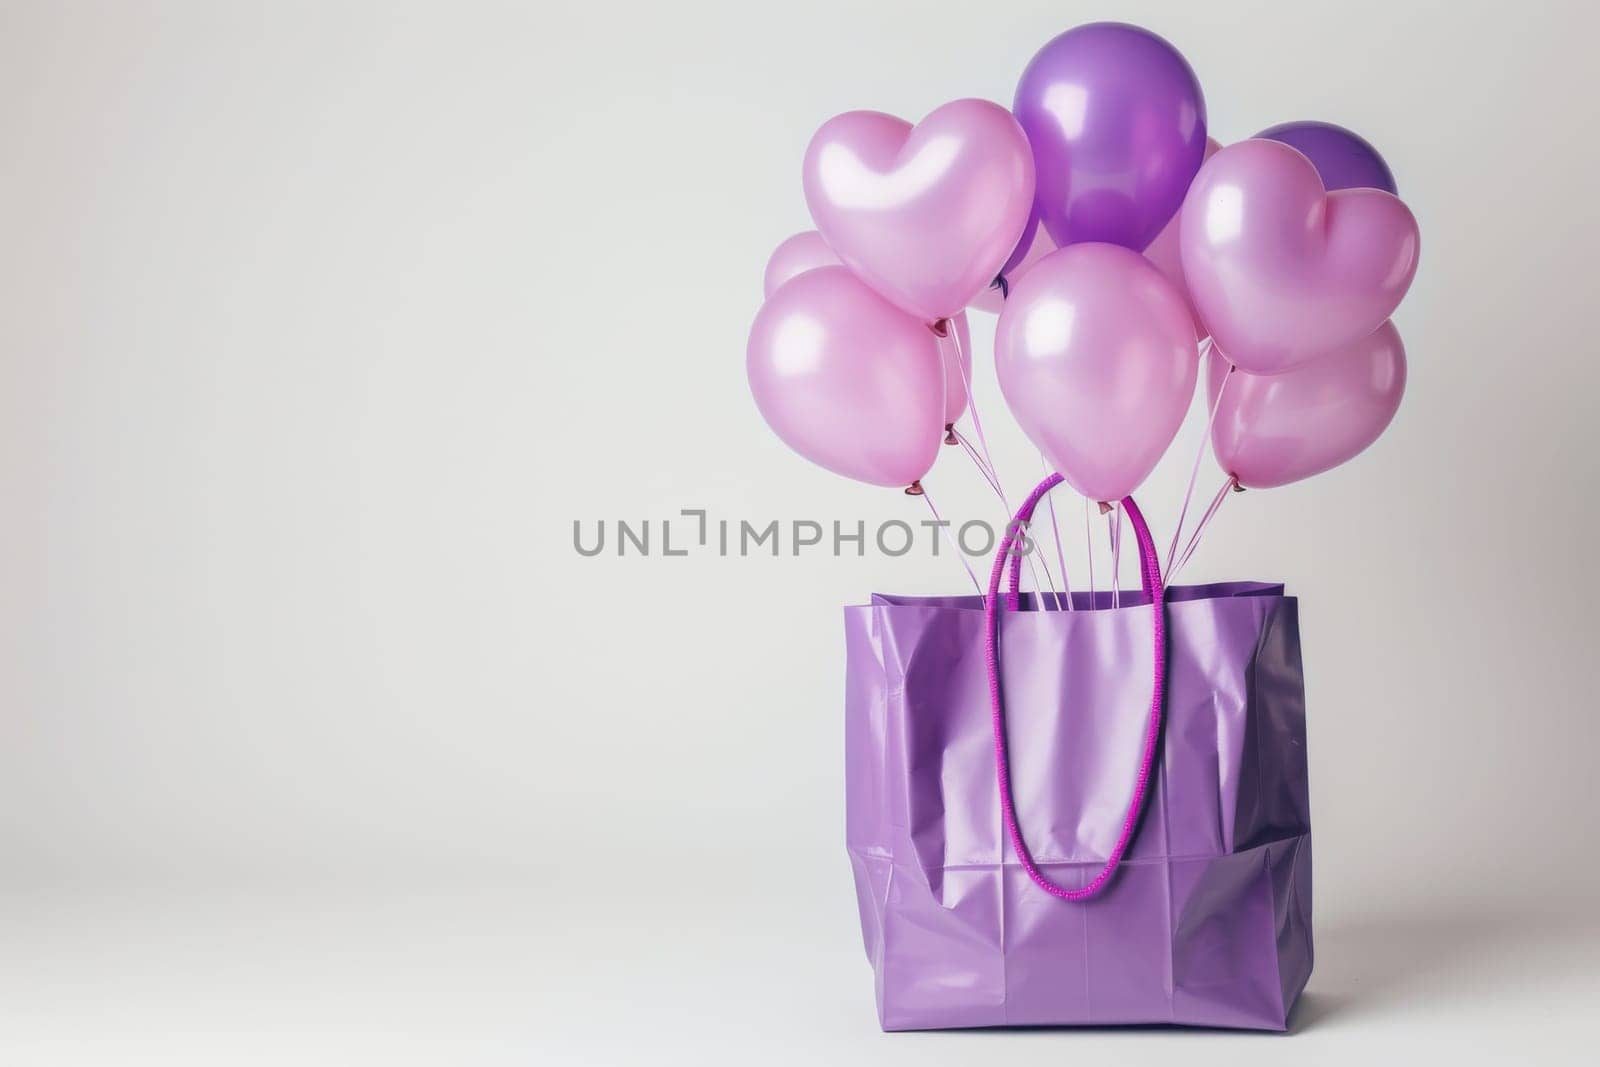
1084,497,1097,605
903,480,924,497
944,423,959,446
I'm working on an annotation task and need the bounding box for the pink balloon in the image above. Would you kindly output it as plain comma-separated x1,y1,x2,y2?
1180,139,1420,375
995,244,1199,503
762,231,839,298
803,99,1035,323
762,231,971,425
1141,137,1222,338
1209,322,1406,489
747,266,944,489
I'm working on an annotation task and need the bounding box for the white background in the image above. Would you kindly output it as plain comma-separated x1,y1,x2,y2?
1,0,1597,1063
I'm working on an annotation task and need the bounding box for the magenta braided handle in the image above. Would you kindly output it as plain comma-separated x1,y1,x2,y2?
984,474,1166,901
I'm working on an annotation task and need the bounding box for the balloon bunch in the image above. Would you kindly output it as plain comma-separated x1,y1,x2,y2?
747,22,1420,548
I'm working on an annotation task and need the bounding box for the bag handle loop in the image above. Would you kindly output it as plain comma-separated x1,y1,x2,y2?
983,474,1167,901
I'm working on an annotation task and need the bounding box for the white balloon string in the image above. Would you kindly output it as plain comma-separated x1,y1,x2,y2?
1107,506,1121,609
919,481,982,598
1084,497,1096,607
1026,518,1064,612
952,427,1052,607
953,430,1004,500
947,323,1008,512
1167,344,1229,575
1170,475,1238,581
1116,503,1125,608
1019,520,1054,611
940,329,1056,607
1040,454,1073,611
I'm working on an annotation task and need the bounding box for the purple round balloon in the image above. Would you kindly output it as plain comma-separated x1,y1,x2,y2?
1013,22,1207,251
1255,121,1397,194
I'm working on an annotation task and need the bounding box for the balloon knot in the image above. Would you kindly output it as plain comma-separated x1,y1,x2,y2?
1230,477,1245,493
928,319,950,338
1097,501,1114,515
943,424,958,446
904,480,925,497
993,274,1010,299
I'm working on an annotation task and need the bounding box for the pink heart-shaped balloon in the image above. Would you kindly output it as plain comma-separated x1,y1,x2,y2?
1180,139,1419,375
803,99,1035,323
762,230,972,426
1209,321,1406,489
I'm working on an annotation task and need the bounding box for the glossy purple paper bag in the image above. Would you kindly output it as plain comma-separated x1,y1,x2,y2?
843,581,1312,1030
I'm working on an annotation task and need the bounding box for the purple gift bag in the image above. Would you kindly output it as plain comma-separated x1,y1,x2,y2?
843,480,1312,1030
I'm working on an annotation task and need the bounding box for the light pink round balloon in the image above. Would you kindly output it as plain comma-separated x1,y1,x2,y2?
762,231,839,298
748,266,944,489
762,231,971,426
995,244,1199,503
803,99,1035,323
1141,137,1221,339
1180,139,1420,375
1209,321,1406,489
